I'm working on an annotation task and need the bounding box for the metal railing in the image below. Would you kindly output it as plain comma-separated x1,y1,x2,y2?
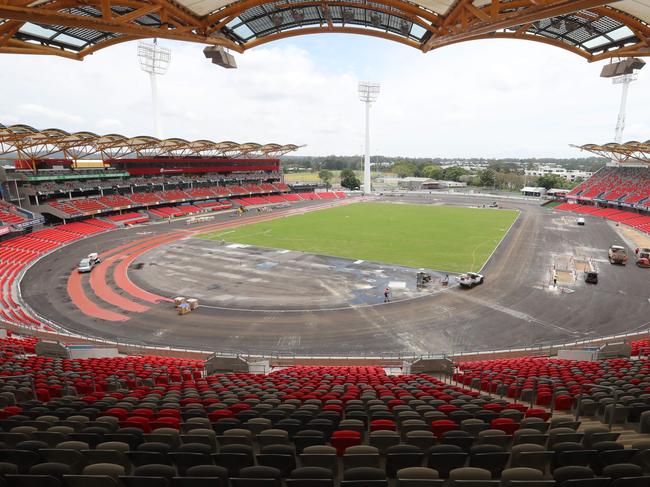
60,370,96,395
575,383,619,431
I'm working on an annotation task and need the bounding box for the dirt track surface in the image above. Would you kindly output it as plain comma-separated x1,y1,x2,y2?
22,195,650,356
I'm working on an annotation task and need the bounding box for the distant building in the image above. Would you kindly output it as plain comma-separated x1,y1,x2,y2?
521,186,547,197
396,177,431,190
525,165,592,182
421,180,467,190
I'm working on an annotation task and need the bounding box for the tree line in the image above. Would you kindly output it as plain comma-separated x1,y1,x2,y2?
291,157,604,191
282,155,607,173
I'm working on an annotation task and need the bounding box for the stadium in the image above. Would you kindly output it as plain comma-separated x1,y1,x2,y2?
1,1,650,486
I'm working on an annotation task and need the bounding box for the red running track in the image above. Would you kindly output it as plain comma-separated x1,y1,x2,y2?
89,256,150,313
67,270,129,322
66,199,360,321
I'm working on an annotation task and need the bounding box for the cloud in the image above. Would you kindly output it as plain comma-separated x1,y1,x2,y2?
0,35,647,158
15,104,84,125
95,118,124,131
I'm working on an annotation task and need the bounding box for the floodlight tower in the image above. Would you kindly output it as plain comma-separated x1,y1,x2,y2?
358,82,380,194
600,58,645,143
138,39,171,138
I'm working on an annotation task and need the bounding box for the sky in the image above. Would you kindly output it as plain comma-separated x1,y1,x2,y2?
0,33,648,159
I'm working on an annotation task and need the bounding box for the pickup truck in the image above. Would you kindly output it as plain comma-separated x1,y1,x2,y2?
608,245,628,265
458,272,484,288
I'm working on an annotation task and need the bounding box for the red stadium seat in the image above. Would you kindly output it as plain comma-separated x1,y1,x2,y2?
331,430,361,455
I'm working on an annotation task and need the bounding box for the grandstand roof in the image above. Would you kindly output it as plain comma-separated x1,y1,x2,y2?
0,123,300,160
575,140,650,164
0,1,648,62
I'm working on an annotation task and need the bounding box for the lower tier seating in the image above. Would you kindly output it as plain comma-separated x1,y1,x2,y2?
0,358,648,486
555,204,650,236
0,202,28,226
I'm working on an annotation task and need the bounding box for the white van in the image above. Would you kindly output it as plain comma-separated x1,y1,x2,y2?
577,217,585,226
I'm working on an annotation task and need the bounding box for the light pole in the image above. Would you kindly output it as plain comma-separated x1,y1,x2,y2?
612,73,637,143
358,82,380,194
138,39,171,138
600,58,645,143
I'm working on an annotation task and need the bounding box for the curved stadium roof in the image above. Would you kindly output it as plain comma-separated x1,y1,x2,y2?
577,140,650,164
0,1,648,62
0,123,300,159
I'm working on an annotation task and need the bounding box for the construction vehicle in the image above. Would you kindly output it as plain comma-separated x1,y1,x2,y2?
608,245,628,265
636,248,650,268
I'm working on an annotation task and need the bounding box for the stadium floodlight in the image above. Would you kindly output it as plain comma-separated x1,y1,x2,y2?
600,58,645,143
203,46,237,69
138,39,171,138
358,81,380,194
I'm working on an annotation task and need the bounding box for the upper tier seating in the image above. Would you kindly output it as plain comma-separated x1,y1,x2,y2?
569,167,650,207
70,199,107,213
243,184,263,193
157,190,190,202
185,188,216,199
0,360,649,486
129,192,161,205
259,183,277,192
228,186,248,195
48,201,81,216
40,181,301,217
98,195,134,209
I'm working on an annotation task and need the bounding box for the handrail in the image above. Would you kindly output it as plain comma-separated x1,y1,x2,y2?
576,383,619,431
528,377,562,413
109,368,144,390
497,373,524,401
59,370,96,394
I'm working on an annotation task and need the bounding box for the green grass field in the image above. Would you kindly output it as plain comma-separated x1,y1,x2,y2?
200,203,518,272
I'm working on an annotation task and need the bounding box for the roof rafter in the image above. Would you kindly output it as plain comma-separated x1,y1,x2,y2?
0,1,243,55
0,0,647,61
424,0,614,51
